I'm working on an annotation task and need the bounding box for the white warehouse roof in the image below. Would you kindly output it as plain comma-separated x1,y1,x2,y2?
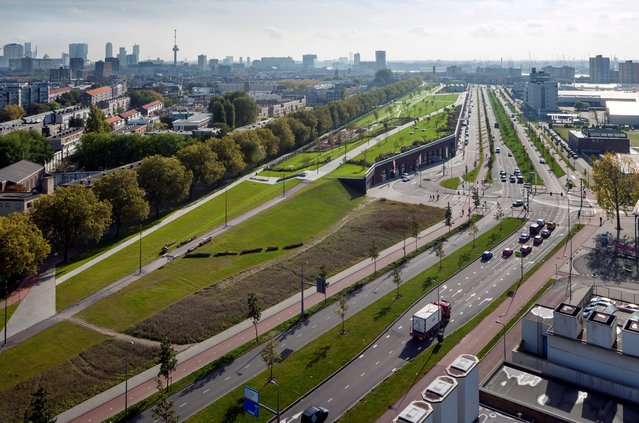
607,100,639,117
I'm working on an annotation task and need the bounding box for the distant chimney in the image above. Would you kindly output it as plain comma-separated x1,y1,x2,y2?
622,318,639,357
422,376,458,423
587,311,617,349
552,303,582,339
446,354,479,423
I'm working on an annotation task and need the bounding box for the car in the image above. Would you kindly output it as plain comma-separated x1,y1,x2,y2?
517,176,524,184
302,406,329,423
540,229,551,238
520,244,532,255
590,301,617,309
510,176,516,183
481,251,493,261
500,170,507,176
582,307,595,318
495,147,501,153
402,176,411,182
519,232,530,243
533,235,543,245
508,152,513,157
512,200,524,207
546,221,557,230
589,297,616,306
536,219,546,228
540,158,546,164
502,247,514,258
501,175,507,182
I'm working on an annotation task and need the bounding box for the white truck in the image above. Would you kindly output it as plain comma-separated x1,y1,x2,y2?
409,301,451,341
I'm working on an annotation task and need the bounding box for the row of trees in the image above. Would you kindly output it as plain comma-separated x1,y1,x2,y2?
208,92,260,129
0,129,54,168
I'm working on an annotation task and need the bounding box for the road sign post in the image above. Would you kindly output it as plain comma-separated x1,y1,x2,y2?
244,385,260,418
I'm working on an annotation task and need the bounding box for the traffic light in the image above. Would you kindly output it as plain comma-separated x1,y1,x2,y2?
316,277,327,294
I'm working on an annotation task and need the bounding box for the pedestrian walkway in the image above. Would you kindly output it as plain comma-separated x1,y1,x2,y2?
58,199,479,423
376,219,600,422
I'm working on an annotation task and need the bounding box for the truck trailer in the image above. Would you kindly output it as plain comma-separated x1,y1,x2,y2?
409,300,451,341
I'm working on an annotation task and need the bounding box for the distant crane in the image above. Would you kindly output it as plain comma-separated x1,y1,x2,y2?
172,29,179,66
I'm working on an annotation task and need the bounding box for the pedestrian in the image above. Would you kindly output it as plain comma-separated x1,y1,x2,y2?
600,216,603,226
437,194,440,201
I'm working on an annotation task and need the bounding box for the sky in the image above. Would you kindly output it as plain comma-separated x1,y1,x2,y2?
2,0,639,63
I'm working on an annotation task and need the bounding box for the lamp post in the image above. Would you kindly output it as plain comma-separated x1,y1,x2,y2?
300,261,307,320
496,320,506,361
3,276,7,346
138,230,142,275
224,187,228,227
125,340,134,415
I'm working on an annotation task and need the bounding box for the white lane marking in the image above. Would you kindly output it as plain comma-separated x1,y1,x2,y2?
392,368,397,372
375,361,380,365
224,376,231,381
328,398,333,403
389,350,394,354
361,372,366,377
398,325,403,330
479,298,493,306
452,289,463,297
359,354,364,359
245,364,251,368
203,389,210,394
345,385,350,390
386,334,391,339
297,333,302,337
373,344,378,348
312,325,317,329
179,403,187,408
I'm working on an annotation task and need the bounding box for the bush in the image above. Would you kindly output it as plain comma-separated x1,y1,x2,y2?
240,248,263,255
214,251,238,257
266,246,278,252
282,243,303,250
185,252,211,258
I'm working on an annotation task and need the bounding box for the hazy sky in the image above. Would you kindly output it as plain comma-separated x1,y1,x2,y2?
2,0,638,63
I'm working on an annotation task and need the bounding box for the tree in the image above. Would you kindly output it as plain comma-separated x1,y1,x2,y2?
176,143,224,198
229,92,260,127
445,202,453,230
156,336,178,390
392,267,402,299
31,185,111,262
434,241,445,270
128,89,164,108
152,378,178,423
368,239,380,274
85,104,111,133
472,187,481,209
0,212,50,285
591,152,639,231
260,333,279,381
0,104,26,123
93,169,149,237
468,220,479,248
207,96,235,128
336,293,349,335
247,291,261,343
25,102,52,115
231,130,266,165
410,214,420,251
210,136,246,176
266,118,295,153
494,203,504,231
0,129,54,168
137,155,192,217
24,386,56,423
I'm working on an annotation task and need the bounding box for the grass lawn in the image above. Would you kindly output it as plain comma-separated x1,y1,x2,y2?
5,302,18,323
440,176,461,190
185,218,524,422
56,181,295,311
78,179,364,331
350,109,452,164
626,130,639,147
0,321,107,391
553,125,571,142
329,163,370,178
398,93,459,119
353,84,436,128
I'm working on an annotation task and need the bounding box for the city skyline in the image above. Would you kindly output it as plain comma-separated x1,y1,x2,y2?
2,0,639,63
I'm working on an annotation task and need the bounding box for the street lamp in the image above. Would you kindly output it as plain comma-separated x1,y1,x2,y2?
3,276,7,346
125,340,134,415
496,320,506,361
138,230,142,275
300,261,308,320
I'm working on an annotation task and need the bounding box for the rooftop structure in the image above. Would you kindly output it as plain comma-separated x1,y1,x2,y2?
569,126,629,154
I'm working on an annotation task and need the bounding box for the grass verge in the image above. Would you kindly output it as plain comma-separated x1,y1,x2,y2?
183,218,523,422
0,321,107,391
56,181,295,311
440,176,460,190
340,223,584,422
78,179,363,331
525,126,566,178
5,301,18,323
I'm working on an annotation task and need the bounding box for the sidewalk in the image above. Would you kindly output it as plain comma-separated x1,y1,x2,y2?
376,218,601,422
59,199,477,423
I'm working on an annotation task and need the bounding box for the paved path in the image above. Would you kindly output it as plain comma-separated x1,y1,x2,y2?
376,216,601,422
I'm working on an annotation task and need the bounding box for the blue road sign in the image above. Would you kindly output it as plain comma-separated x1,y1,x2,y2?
243,385,260,418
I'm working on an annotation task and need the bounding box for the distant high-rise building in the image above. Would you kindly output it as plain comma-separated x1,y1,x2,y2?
3,43,24,59
302,54,317,69
589,55,611,83
49,67,72,83
118,47,127,67
69,43,88,62
105,57,119,75
132,44,140,65
105,42,113,58
24,42,32,58
353,52,361,66
525,68,557,113
69,57,85,75
246,57,251,66
172,29,179,66
198,54,207,69
61,52,69,67
223,56,234,65
618,60,639,84
94,60,112,82
375,50,386,70
542,66,575,83
126,54,136,66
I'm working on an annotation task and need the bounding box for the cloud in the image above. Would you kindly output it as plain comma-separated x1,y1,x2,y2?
469,24,500,38
407,26,432,37
314,30,338,39
263,26,286,39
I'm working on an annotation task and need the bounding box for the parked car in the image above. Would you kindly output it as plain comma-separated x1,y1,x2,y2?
502,247,514,258
533,235,543,245
540,229,551,238
512,200,524,207
519,233,530,243
589,297,616,306
481,251,494,261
